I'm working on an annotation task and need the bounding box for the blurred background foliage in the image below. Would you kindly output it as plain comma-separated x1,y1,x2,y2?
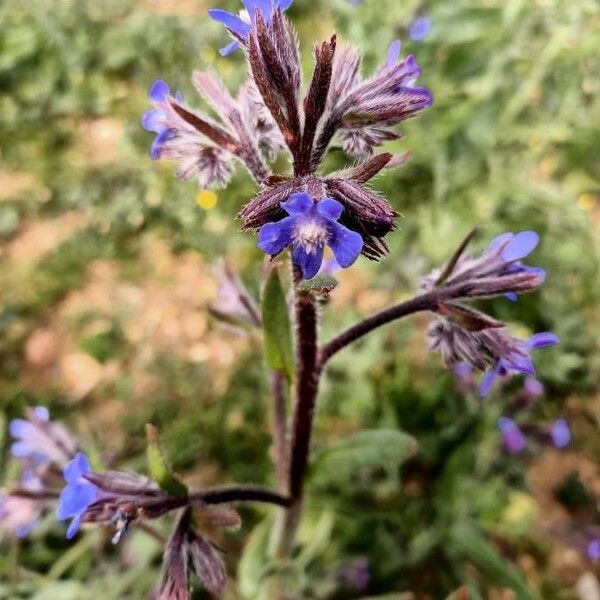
0,0,599,598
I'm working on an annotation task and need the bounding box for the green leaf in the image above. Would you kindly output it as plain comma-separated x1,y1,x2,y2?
310,429,417,487
262,268,294,380
448,524,537,600
145,424,188,497
238,517,272,599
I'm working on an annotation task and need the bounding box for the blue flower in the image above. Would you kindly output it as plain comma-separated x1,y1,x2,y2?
409,16,432,42
487,231,546,301
480,332,559,396
141,80,182,160
258,193,363,279
9,406,50,463
549,418,571,449
498,417,527,454
209,0,294,56
57,452,100,540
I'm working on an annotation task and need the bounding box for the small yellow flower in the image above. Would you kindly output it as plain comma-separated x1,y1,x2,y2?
577,192,597,212
196,190,218,210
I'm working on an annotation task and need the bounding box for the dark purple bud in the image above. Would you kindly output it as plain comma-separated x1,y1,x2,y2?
189,534,227,596
159,510,190,600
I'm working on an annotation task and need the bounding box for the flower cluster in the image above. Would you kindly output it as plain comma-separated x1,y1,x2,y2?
1,406,79,539
425,230,557,395
142,0,432,278
498,416,571,454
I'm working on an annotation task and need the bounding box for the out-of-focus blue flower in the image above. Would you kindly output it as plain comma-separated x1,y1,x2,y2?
487,231,545,301
258,193,363,279
409,16,432,41
0,471,46,539
480,332,559,397
57,452,100,540
523,376,544,399
549,418,571,449
587,538,600,562
141,80,183,160
9,406,75,466
9,406,50,463
337,557,370,592
498,417,527,453
209,0,294,56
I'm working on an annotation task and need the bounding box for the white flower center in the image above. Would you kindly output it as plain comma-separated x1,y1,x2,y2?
294,218,328,254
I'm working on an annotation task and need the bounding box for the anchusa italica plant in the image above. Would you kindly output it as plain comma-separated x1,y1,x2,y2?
1,0,572,597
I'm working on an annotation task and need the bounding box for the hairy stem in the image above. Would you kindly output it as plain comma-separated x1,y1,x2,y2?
277,277,319,557
190,486,291,507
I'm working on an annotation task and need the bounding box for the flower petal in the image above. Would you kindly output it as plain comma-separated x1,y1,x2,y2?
292,245,324,279
148,80,170,102
480,362,500,397
258,217,295,255
316,198,343,221
386,40,402,66
66,513,83,540
9,419,34,440
504,292,518,302
33,406,50,421
328,222,363,268
63,452,91,483
487,232,513,253
209,9,252,37
527,332,559,350
141,109,166,133
550,418,571,448
220,41,240,56
501,231,539,261
281,192,313,216
278,0,294,10
409,16,432,41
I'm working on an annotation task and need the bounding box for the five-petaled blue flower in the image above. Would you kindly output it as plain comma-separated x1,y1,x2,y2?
258,193,363,279
141,80,182,160
480,331,559,397
209,0,294,56
9,406,50,463
487,231,546,301
549,418,571,449
57,452,100,540
498,416,527,454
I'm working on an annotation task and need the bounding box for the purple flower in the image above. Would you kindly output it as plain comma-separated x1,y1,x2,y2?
258,193,363,279
57,452,100,540
409,16,432,41
587,538,600,562
523,376,545,399
141,80,182,160
549,418,571,449
498,417,527,453
480,332,559,397
9,406,76,466
486,231,546,301
209,0,294,56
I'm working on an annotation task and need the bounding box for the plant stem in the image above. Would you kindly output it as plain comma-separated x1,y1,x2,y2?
190,486,291,507
318,284,489,368
277,274,319,557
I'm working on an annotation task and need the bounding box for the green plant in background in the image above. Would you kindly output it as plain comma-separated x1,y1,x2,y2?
0,0,599,598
